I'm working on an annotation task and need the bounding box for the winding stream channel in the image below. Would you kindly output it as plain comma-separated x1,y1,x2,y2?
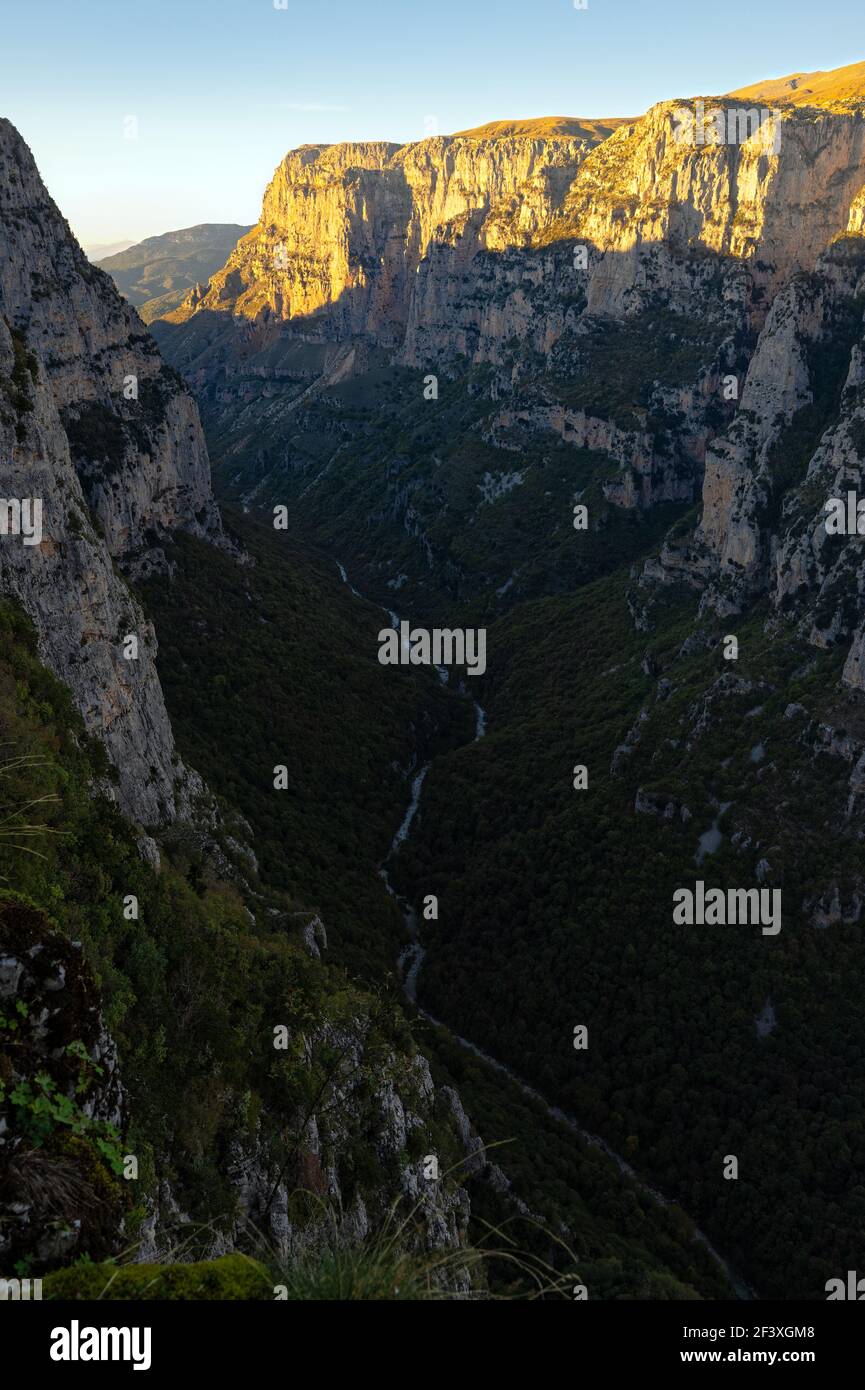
336,558,754,1300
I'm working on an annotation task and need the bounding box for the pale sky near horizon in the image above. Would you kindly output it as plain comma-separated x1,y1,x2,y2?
3,0,864,247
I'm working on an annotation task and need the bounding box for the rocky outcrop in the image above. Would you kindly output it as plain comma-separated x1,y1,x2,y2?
213,1027,472,1275
122,1014,480,1286
666,235,865,662
0,897,482,1287
695,271,831,601
0,118,221,823
0,119,221,561
485,399,700,507
0,899,127,1271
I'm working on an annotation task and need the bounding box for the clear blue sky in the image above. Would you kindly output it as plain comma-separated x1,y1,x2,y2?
3,0,863,248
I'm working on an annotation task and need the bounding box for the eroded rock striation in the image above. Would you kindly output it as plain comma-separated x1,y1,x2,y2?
0,118,221,823
159,82,865,536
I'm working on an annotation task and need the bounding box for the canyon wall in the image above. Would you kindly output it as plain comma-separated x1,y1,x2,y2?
0,118,221,823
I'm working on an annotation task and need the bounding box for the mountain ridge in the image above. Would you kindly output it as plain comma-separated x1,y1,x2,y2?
98,222,252,323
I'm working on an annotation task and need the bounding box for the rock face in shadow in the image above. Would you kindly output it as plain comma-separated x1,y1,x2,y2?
0,899,126,1271
0,118,221,823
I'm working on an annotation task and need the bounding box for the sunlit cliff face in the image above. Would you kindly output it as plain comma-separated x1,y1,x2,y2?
171,82,865,352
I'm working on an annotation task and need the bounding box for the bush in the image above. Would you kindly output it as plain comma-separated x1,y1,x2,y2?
43,1255,272,1301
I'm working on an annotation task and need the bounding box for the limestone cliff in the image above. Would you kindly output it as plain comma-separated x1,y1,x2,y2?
0,120,220,560
166,129,607,348
157,72,865,686
159,88,865,525
0,117,220,823
400,99,865,368
649,228,865,713
170,98,865,364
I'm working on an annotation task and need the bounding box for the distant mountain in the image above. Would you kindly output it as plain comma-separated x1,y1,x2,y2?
452,115,632,140
98,223,251,322
82,237,136,260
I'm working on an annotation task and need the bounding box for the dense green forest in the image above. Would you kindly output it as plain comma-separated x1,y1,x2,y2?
141,517,473,978
397,574,865,1299
154,341,694,630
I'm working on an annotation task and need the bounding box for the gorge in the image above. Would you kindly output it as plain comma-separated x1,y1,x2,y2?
6,48,865,1305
